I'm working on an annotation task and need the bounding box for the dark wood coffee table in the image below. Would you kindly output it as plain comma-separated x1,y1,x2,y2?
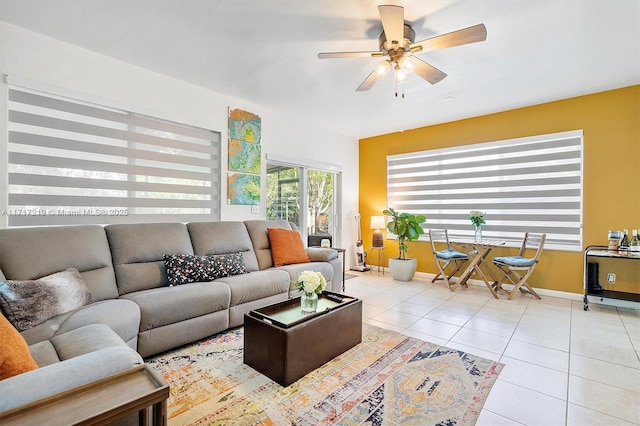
243,291,362,386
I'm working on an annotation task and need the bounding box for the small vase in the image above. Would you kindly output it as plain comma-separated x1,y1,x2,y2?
474,224,482,242
301,292,318,313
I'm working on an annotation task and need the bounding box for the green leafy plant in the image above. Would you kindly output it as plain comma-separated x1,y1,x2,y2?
382,208,426,260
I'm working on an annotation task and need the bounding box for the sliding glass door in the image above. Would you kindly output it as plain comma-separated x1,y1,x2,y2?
266,162,337,247
266,165,300,225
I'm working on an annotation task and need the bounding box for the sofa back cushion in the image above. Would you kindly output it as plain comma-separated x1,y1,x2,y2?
106,223,194,294
0,225,118,301
244,220,295,270
187,221,259,272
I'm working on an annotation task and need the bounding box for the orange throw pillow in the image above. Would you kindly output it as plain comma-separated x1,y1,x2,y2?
0,314,38,380
268,228,311,267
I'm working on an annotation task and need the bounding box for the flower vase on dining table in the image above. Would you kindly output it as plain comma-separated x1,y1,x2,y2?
474,224,483,242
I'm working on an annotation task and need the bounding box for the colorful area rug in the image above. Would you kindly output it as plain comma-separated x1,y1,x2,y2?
146,324,503,425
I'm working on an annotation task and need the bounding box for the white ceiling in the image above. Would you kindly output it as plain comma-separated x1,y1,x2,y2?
1,0,638,139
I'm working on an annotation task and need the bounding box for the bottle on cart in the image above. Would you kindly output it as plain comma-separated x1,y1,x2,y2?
620,229,629,250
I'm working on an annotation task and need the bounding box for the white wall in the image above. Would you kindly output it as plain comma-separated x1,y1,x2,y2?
0,21,361,265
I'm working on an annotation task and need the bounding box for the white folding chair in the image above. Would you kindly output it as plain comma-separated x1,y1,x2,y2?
492,233,546,300
429,229,469,291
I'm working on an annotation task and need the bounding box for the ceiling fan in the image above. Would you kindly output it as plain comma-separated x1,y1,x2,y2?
318,5,487,94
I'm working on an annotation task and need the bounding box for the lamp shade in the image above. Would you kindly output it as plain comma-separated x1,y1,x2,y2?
370,216,385,247
370,216,386,229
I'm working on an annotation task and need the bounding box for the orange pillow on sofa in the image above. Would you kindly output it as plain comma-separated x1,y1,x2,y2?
0,314,38,380
267,228,311,267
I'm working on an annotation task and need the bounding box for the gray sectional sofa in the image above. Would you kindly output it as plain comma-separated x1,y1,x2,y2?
0,219,342,416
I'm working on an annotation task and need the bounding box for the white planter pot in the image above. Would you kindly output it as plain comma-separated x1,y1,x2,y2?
389,258,417,281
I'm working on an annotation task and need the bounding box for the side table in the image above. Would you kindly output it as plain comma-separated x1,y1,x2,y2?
333,248,346,290
0,365,169,426
370,246,385,274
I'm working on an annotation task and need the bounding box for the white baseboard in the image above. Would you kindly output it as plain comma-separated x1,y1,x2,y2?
412,271,639,310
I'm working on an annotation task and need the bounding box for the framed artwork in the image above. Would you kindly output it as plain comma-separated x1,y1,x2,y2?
228,109,261,144
228,139,261,174
228,108,262,204
228,172,260,205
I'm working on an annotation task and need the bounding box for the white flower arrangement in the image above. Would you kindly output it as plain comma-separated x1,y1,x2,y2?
469,210,486,227
295,270,327,295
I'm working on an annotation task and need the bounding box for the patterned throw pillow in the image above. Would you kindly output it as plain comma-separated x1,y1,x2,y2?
209,253,247,278
0,268,94,332
164,253,247,285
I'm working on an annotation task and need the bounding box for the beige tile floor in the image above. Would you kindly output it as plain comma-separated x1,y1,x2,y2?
343,272,640,425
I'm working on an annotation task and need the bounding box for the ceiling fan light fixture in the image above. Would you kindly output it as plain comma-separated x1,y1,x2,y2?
317,5,487,94
395,66,408,82
398,56,416,73
375,60,391,78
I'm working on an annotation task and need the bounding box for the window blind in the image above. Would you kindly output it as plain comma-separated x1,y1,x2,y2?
6,86,220,226
387,131,583,251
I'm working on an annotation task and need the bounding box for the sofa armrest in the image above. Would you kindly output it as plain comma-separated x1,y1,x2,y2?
306,247,338,262
0,346,143,412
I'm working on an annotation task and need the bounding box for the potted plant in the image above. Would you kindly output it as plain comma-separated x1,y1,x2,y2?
382,208,426,281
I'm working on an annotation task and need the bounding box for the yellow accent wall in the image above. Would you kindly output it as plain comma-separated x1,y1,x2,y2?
359,85,640,295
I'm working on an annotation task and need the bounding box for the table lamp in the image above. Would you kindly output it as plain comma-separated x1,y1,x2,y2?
370,216,385,247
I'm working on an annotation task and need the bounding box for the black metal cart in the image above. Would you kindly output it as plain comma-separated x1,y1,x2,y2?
583,245,640,311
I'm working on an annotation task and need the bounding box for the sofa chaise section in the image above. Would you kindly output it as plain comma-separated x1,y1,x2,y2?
0,225,140,349
1,323,143,414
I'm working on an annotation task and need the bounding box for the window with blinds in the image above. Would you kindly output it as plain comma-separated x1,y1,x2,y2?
387,131,583,251
6,85,221,226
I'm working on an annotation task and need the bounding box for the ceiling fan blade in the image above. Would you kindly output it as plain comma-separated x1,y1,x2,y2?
411,23,487,53
378,5,404,48
318,51,383,59
412,57,447,85
356,70,381,91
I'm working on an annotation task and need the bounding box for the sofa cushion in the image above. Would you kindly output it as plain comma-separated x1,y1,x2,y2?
164,253,246,285
218,269,290,307
19,299,141,350
28,324,130,368
106,223,194,294
0,346,143,412
277,262,335,293
306,247,338,262
244,220,295,270
267,228,311,267
0,268,93,332
0,314,38,380
187,221,260,272
0,225,118,302
120,282,231,333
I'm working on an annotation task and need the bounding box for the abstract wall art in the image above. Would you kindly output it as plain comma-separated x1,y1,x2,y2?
227,108,262,205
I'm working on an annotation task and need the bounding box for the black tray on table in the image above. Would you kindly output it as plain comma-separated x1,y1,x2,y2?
248,290,357,328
